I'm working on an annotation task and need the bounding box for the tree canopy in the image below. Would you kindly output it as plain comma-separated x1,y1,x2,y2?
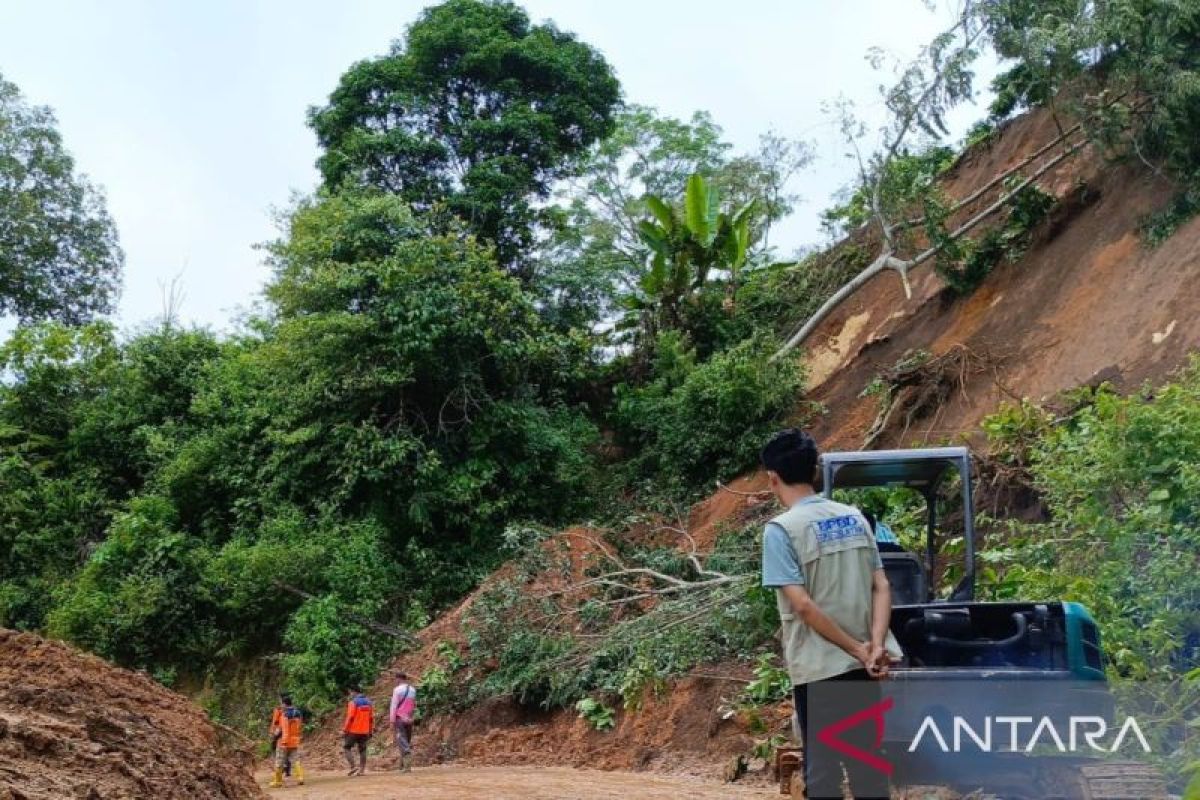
308,0,621,278
0,74,123,323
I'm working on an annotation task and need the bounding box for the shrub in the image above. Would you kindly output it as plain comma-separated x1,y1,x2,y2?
612,333,806,497
931,180,1055,294
574,697,616,730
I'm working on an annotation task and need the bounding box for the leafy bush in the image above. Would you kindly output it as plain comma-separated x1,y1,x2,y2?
46,496,216,673
1141,186,1200,247
743,653,790,705
820,147,956,240
574,697,617,730
978,364,1200,784
418,665,453,717
612,333,806,496
930,180,1056,294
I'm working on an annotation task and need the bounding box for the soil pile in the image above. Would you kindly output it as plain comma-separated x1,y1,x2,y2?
0,629,262,800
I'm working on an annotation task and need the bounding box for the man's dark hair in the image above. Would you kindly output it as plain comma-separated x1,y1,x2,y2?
349,684,363,694
280,693,293,706
396,671,409,681
760,428,819,486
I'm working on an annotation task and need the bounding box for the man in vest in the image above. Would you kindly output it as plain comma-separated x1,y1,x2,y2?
759,429,902,800
268,694,305,788
388,670,417,772
341,685,374,776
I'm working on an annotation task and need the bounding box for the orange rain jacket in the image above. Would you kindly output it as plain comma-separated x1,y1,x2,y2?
343,694,374,735
276,706,303,748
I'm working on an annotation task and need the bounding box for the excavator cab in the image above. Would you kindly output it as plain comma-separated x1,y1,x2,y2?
820,446,975,607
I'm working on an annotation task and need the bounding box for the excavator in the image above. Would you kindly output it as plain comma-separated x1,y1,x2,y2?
774,447,1170,800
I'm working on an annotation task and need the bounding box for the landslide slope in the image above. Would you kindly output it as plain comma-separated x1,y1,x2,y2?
801,104,1200,451
0,629,263,800
311,102,1200,780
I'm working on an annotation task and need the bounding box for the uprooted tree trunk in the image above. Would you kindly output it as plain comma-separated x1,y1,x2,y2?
774,126,1090,359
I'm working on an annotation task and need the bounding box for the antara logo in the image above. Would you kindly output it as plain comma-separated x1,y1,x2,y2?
814,699,1153,776
908,716,1152,754
816,697,895,775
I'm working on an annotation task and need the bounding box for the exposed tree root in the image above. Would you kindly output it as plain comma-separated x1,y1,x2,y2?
861,344,1000,449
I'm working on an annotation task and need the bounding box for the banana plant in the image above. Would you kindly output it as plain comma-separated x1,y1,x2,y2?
630,173,758,333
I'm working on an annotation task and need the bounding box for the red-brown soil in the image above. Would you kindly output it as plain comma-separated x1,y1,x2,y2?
0,629,262,800
800,106,1200,451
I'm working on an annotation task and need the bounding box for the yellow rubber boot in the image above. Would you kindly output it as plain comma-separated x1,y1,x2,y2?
294,764,305,786
269,768,284,789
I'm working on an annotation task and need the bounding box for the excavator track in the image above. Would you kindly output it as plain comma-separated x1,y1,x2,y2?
1073,761,1171,800
1027,758,1172,800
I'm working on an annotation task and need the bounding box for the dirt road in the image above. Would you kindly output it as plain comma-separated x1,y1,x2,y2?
257,766,777,799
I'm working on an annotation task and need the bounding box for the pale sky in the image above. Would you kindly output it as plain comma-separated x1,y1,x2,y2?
0,1,996,332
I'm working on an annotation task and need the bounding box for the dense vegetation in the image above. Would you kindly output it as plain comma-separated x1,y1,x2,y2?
1,0,1199,760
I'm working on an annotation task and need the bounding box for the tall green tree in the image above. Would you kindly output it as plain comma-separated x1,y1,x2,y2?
308,0,620,278
0,74,123,323
0,322,221,631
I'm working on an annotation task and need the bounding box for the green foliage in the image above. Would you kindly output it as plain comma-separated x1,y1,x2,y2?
978,366,1200,783
820,146,955,241
612,333,806,497
743,653,790,706
0,189,606,715
443,522,774,714
540,106,810,334
982,0,1091,120
308,0,620,276
962,119,999,150
574,697,616,730
1141,186,1200,247
930,179,1055,294
0,323,223,631
46,496,216,671
0,73,123,323
980,0,1200,236
980,362,1200,680
419,665,453,716
625,174,757,339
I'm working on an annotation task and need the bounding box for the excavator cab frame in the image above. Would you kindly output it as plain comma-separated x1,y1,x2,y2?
819,446,975,604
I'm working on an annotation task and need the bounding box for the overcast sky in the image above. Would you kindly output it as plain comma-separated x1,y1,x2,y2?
0,0,996,332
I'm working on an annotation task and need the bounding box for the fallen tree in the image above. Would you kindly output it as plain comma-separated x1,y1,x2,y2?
773,2,1098,358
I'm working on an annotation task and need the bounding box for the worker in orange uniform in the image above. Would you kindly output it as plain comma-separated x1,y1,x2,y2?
269,694,305,788
268,693,293,778
341,685,374,776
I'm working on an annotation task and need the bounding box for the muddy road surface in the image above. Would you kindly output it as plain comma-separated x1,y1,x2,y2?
256,766,778,799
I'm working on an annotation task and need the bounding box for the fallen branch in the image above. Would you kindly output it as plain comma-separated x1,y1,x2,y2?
715,481,771,499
